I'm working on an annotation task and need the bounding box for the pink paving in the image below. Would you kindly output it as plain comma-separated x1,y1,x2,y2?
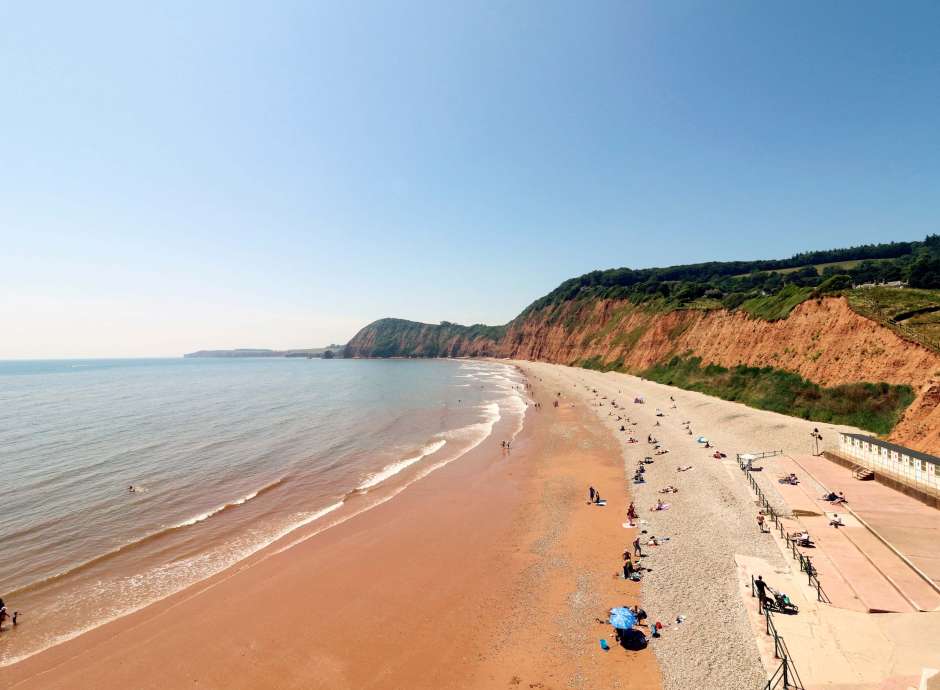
766,454,940,613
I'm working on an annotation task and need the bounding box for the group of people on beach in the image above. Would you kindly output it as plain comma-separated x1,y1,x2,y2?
584,381,691,649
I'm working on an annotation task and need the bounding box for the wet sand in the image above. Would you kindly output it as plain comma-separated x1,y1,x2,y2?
0,365,660,690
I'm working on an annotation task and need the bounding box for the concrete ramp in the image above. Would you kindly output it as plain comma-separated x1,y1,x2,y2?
841,525,940,612
788,455,940,613
814,523,915,613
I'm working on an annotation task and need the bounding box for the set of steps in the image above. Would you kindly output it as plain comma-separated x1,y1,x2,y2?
851,466,874,481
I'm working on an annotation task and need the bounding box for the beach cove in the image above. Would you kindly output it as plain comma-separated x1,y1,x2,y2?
4,360,937,689
0,363,660,690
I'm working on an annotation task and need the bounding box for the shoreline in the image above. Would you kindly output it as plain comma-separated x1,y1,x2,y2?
0,358,522,671
4,360,936,688
0,363,661,689
0,388,528,688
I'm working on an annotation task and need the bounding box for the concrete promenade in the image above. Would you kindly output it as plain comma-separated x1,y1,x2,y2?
736,452,940,689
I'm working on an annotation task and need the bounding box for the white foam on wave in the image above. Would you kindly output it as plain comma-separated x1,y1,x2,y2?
0,370,526,669
500,394,528,416
271,401,504,557
169,485,266,529
0,497,348,668
356,439,447,491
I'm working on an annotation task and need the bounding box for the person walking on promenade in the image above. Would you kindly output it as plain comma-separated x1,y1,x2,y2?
754,575,768,614
756,511,767,533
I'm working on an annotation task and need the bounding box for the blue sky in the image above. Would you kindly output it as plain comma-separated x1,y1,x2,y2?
2,1,938,357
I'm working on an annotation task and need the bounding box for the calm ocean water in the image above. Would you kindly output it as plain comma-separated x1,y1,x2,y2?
0,357,527,665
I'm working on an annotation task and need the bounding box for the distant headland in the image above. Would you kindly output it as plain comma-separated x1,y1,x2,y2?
183,345,345,359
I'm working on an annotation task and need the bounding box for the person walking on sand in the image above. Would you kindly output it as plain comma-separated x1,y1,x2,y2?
756,511,767,533
589,486,597,503
633,536,643,557
627,502,637,521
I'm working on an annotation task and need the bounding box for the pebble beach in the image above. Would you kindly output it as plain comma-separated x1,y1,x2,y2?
519,361,868,690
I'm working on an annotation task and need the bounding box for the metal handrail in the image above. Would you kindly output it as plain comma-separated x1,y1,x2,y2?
789,547,831,604
771,633,805,690
805,561,830,604
738,454,830,606
765,660,789,690
752,576,805,689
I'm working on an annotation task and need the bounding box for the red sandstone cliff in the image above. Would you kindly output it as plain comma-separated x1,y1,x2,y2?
346,298,940,454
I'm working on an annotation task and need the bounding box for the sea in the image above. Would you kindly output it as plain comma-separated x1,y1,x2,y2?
0,357,528,665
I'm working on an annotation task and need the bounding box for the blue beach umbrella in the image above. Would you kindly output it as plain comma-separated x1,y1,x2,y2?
609,607,637,630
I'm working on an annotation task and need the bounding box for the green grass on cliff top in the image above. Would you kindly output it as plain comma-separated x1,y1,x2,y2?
847,287,940,351
738,285,815,321
639,355,914,436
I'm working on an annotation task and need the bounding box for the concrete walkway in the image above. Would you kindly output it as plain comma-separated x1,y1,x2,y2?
734,452,940,688
791,454,940,587
737,553,940,690
752,453,940,613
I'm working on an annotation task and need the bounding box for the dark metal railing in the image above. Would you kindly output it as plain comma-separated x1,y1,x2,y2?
739,461,782,525
795,550,830,604
765,660,790,690
751,576,806,690
736,454,830,605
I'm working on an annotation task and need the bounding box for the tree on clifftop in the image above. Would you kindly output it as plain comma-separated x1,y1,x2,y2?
909,254,940,289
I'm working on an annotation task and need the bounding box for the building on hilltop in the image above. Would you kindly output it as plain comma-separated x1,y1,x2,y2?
836,432,939,505
853,280,908,289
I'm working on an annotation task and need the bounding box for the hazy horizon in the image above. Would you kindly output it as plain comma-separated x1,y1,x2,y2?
3,1,938,358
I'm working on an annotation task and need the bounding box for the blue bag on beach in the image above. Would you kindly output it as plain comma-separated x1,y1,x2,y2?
600,639,610,651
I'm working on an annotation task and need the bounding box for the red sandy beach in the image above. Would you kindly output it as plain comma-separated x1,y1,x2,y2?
0,365,660,690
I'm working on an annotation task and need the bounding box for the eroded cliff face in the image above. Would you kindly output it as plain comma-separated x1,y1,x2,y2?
346,299,940,453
